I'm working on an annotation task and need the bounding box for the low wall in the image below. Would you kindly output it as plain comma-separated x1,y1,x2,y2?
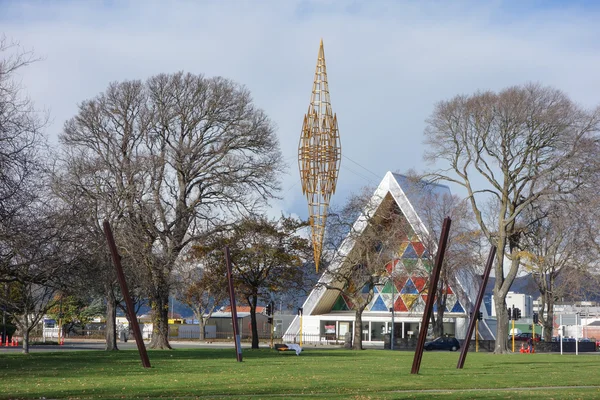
384,337,597,352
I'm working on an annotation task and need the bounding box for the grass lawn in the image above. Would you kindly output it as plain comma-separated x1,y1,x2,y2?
1,347,600,399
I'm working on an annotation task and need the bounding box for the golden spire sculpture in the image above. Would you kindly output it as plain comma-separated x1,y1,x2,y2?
298,39,341,272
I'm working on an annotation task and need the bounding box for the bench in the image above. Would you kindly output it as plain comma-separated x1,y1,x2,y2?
274,343,302,355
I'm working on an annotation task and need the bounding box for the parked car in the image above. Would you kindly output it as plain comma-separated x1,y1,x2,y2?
424,336,460,351
508,332,540,342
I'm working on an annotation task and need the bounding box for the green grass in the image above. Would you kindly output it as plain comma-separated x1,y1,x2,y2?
1,348,600,399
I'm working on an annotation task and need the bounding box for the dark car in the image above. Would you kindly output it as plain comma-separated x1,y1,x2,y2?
509,332,541,342
424,336,460,351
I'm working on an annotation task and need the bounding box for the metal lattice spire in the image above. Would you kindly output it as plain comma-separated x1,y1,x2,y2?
298,39,341,272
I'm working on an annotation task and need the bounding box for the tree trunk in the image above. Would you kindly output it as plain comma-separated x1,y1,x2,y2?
22,329,30,354
249,296,259,349
493,295,509,353
105,285,118,351
352,310,363,350
149,294,171,349
198,316,206,341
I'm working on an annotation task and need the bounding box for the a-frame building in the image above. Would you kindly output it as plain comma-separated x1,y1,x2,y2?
285,172,493,344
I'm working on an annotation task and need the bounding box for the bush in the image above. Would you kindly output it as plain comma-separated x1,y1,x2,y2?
0,324,17,341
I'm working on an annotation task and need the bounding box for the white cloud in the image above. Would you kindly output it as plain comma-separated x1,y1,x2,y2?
3,0,600,218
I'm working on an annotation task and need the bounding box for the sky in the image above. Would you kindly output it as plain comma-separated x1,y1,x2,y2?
2,0,600,221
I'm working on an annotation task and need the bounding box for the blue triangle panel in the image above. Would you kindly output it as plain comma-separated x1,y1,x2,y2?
422,249,430,258
361,284,370,294
403,244,418,259
450,301,465,313
400,279,418,294
370,295,388,311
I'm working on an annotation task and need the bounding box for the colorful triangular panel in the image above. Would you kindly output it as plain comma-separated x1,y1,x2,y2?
412,242,425,257
332,294,349,311
400,278,418,294
380,280,395,294
342,294,354,309
370,295,388,311
394,296,408,312
412,276,428,293
403,243,418,259
450,301,465,313
412,296,426,312
402,294,419,310
403,259,418,272
397,242,408,257
394,276,408,292
422,259,433,273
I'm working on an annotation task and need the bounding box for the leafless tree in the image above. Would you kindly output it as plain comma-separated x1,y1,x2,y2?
520,188,600,341
401,172,484,337
424,83,600,353
323,188,412,350
175,254,228,341
59,72,284,349
1,35,48,282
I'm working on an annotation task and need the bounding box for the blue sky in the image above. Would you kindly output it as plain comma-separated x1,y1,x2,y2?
2,0,600,220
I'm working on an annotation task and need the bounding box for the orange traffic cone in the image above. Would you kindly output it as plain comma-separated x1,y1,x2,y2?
520,343,525,353
60,336,64,345
12,337,18,347
4,337,9,347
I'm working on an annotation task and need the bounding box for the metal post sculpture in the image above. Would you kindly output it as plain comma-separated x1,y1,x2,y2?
299,39,341,272
457,245,496,369
411,217,451,375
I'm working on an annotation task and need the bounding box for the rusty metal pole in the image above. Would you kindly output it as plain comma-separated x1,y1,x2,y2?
411,217,451,375
103,220,151,368
224,246,243,362
457,245,496,369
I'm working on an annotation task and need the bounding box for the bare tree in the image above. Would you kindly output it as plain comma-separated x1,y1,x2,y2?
402,173,483,337
520,193,600,341
59,72,284,349
323,189,411,350
175,254,228,341
424,83,600,353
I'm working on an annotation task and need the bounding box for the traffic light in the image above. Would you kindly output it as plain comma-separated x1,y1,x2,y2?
265,303,272,316
478,311,483,321
267,317,273,324
533,312,539,324
512,307,521,320
507,307,512,320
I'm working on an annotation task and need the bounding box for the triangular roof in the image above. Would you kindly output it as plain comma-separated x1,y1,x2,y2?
285,171,479,336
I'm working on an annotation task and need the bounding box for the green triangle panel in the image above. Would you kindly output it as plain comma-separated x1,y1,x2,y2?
332,294,349,311
403,259,418,272
422,259,433,273
381,280,395,294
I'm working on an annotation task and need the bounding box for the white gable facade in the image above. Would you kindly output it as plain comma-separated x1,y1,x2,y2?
284,172,490,345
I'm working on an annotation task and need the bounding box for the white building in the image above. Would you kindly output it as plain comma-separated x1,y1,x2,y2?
284,172,490,345
491,292,533,318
